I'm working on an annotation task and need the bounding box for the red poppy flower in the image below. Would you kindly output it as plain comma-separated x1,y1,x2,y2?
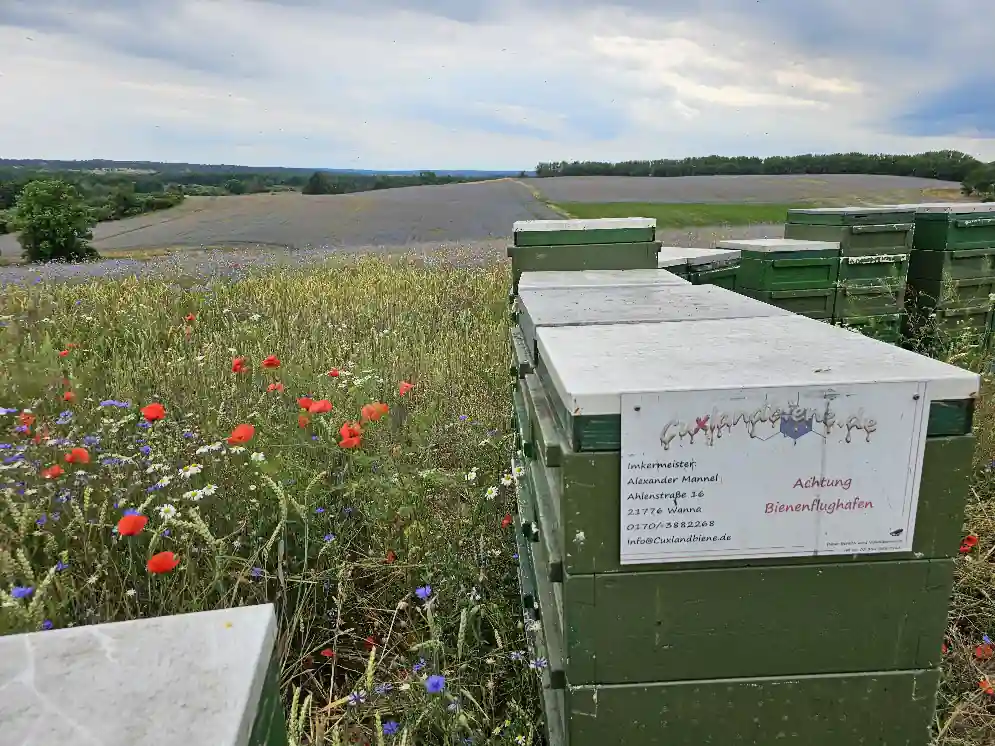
262,355,281,369
340,422,362,440
981,678,995,696
501,513,513,529
227,423,255,445
18,412,35,427
298,414,311,428
117,514,148,536
147,551,180,574
141,402,166,421
41,464,64,479
399,381,413,396
185,313,196,322
232,357,249,373
941,641,949,655
64,447,90,465
319,648,335,658
267,382,284,393
959,534,979,553
58,349,69,358
385,550,397,564
361,402,388,422
297,397,314,410
364,635,376,650
339,435,362,449
977,644,995,661
308,399,332,414
63,391,75,402
327,368,340,377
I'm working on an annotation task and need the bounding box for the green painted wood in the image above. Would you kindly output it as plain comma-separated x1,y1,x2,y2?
563,669,939,746
738,287,836,318
688,264,739,289
511,385,534,460
787,207,916,226
784,221,914,256
738,254,840,291
514,228,656,247
834,313,904,343
521,374,563,468
837,253,909,286
532,352,975,451
562,558,953,684
509,327,533,379
520,369,976,572
509,243,660,291
906,276,995,310
833,283,905,318
914,211,995,251
908,246,995,281
248,652,290,746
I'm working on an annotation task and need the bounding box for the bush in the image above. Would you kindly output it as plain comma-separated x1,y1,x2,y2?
10,179,98,263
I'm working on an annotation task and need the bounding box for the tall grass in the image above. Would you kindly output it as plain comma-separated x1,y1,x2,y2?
0,256,540,745
0,254,993,744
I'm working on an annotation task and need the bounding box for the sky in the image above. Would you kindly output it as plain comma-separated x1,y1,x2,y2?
0,0,993,171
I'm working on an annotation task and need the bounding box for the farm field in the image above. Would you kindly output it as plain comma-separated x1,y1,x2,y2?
522,173,966,204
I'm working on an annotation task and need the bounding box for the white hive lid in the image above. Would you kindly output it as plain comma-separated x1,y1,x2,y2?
513,217,656,233
536,314,979,416
715,238,840,253
518,269,690,290
788,206,914,214
519,284,791,328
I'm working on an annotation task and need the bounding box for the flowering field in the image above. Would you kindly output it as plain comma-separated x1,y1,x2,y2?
1,253,994,745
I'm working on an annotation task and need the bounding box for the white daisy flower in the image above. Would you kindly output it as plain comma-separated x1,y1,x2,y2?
178,463,203,478
201,484,218,496
485,486,498,500
250,452,266,462
158,503,179,520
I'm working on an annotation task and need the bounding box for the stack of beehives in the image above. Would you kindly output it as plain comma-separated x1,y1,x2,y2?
900,203,995,349
505,218,979,746
656,246,741,287
781,207,914,342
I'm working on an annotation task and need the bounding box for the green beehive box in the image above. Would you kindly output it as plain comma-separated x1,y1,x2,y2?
514,284,791,363
738,287,836,318
784,206,915,257
835,313,904,344
911,203,995,252
686,248,741,289
908,246,995,281
531,315,977,453
555,669,939,746
906,275,995,311
717,238,840,291
833,282,906,318
904,304,994,344
513,217,656,247
837,252,909,287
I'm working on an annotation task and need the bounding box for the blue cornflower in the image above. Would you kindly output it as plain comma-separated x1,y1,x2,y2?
0,407,19,415
424,675,445,694
36,514,47,527
11,586,33,599
412,658,426,673
347,690,366,706
41,620,53,630
374,683,393,696
382,720,400,736
415,585,432,601
250,567,264,578
458,414,469,421
122,508,139,516
324,534,335,542
139,445,151,456
315,507,325,514
55,561,68,572
82,435,100,447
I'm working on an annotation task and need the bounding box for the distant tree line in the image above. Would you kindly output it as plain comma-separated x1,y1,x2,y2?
535,150,985,184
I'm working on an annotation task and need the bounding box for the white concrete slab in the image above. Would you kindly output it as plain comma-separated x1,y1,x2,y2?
536,315,979,416
0,604,278,746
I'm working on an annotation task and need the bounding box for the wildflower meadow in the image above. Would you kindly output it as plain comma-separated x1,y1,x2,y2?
1,253,994,745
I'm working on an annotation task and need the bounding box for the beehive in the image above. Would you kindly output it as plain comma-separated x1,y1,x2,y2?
656,247,741,287
903,204,995,348
716,238,840,318
508,218,660,292
514,284,791,363
510,313,979,746
784,206,915,256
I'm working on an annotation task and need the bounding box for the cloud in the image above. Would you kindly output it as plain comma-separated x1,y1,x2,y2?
0,0,992,169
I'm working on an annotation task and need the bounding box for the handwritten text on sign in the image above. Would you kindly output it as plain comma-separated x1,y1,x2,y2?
619,382,929,564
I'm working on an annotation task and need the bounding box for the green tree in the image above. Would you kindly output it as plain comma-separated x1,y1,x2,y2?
302,171,334,195
11,179,98,263
224,178,246,194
